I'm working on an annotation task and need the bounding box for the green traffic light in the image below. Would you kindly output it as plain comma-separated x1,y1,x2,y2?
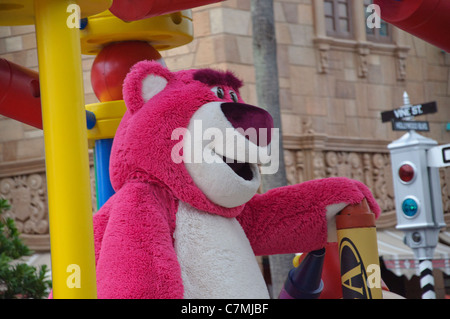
402,198,419,217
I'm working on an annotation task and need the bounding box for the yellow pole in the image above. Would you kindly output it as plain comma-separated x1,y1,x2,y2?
34,0,97,298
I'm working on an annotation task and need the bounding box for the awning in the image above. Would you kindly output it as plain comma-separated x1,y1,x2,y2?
377,229,450,278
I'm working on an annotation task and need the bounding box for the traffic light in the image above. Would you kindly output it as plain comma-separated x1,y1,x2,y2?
388,130,446,260
384,92,447,299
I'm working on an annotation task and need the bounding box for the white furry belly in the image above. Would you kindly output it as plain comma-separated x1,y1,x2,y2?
174,201,270,299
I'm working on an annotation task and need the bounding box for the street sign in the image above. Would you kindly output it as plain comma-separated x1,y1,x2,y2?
445,147,450,164
392,120,429,132
381,101,437,122
427,144,450,167
442,146,450,164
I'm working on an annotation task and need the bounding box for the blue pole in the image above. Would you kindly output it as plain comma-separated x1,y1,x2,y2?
94,138,115,209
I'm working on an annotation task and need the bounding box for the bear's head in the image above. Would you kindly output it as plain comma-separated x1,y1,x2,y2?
110,61,273,217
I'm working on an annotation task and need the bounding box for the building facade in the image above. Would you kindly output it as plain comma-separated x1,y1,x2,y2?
0,0,449,297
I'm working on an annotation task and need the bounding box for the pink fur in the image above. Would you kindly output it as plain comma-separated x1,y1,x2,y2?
238,177,380,256
94,179,182,298
192,68,243,90
92,61,381,299
110,61,244,217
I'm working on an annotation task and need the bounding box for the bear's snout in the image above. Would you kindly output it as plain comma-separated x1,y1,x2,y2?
220,103,273,147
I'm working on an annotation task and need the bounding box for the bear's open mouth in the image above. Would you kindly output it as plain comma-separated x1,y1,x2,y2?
222,156,254,181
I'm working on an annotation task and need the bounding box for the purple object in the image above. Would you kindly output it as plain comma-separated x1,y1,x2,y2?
279,248,325,299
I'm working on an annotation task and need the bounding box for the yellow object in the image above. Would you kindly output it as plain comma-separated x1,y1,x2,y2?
80,9,193,54
34,0,97,298
292,254,302,268
337,227,383,299
0,0,111,26
86,100,126,142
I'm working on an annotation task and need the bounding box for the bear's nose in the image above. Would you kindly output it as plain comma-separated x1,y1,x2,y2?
220,102,273,147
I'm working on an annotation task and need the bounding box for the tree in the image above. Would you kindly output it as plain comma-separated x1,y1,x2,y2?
0,198,52,298
251,0,294,297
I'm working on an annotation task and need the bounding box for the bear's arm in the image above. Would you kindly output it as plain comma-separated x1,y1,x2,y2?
93,181,183,299
236,177,380,256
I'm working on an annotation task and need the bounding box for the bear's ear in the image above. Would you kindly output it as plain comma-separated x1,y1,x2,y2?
122,60,172,114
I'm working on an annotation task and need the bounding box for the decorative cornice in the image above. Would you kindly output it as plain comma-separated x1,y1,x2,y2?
282,134,391,153
0,152,94,178
0,157,46,178
313,36,410,79
21,234,50,252
313,36,410,55
376,210,397,229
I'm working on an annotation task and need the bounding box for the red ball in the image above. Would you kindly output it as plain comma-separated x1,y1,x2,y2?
91,41,164,102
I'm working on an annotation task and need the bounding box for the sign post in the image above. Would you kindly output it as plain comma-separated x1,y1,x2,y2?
381,92,437,131
382,92,446,299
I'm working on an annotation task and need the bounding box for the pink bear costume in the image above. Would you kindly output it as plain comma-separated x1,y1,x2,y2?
93,61,380,298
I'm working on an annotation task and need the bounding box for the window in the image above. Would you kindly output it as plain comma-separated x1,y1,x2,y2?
324,0,353,38
364,0,392,43
313,0,408,79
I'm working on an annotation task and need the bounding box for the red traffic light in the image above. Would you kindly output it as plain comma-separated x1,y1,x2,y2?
399,163,415,183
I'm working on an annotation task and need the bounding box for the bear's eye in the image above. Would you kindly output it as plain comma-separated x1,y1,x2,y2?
211,86,225,99
229,90,238,103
